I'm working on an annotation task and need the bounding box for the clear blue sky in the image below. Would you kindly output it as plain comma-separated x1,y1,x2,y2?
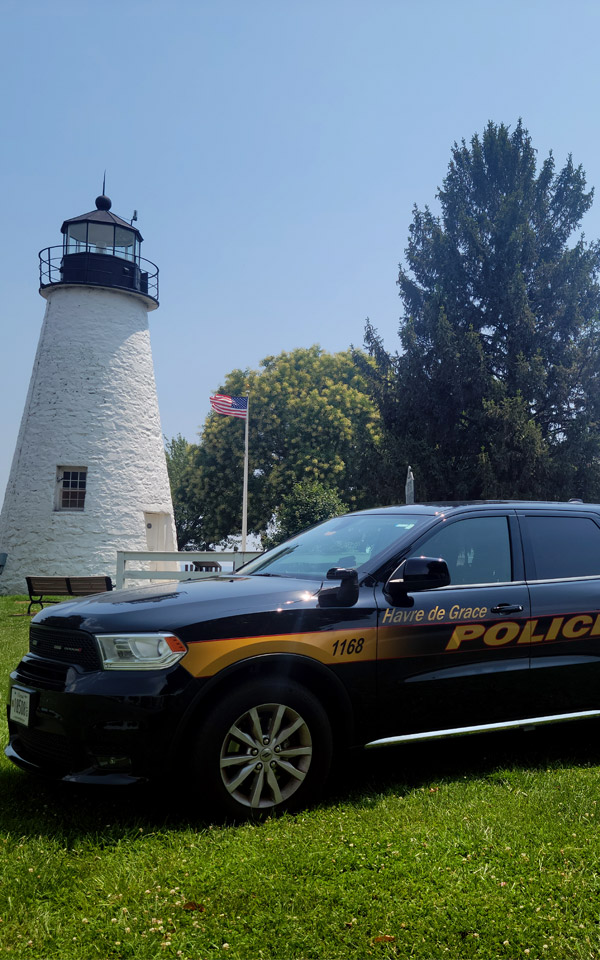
2,0,600,499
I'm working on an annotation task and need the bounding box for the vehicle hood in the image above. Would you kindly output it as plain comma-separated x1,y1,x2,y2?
31,575,323,637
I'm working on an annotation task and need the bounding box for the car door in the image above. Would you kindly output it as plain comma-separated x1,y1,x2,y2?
518,509,600,717
375,511,532,737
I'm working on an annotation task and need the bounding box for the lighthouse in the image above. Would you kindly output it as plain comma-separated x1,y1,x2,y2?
0,193,176,595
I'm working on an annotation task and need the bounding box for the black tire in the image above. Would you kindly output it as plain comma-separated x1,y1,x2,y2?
193,678,333,819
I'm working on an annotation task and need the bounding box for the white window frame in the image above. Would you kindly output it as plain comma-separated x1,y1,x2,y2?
55,466,88,512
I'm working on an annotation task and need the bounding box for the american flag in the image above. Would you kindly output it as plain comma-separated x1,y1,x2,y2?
209,394,248,419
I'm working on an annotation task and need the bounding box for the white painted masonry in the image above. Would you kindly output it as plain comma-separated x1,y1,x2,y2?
0,283,176,594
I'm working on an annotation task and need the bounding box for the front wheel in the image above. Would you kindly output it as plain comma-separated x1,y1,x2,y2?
193,680,333,818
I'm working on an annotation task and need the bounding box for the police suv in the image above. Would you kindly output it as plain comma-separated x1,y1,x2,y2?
7,501,600,817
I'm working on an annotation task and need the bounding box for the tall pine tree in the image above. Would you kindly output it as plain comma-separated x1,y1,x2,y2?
361,121,600,501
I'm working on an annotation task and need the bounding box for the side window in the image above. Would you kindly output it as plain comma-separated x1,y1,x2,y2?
522,516,600,580
55,466,87,511
410,516,512,586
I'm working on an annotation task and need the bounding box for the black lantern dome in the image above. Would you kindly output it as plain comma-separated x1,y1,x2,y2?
39,195,159,307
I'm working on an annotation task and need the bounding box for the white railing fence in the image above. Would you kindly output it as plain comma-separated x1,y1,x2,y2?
115,550,262,589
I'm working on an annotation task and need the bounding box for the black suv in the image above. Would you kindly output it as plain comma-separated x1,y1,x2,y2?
7,501,600,817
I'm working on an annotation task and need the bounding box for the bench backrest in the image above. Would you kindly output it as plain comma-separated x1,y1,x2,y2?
26,576,70,596
68,576,113,595
26,576,113,597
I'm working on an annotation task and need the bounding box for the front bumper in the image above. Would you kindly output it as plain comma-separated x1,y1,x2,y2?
6,654,200,783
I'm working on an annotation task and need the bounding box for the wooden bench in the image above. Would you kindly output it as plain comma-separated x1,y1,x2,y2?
26,576,113,614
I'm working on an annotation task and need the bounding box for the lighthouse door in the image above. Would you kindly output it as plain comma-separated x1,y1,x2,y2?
144,512,175,553
144,512,177,575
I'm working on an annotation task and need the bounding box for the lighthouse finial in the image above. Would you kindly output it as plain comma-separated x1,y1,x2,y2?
95,171,112,211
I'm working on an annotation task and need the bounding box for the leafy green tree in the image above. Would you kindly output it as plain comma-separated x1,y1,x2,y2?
164,434,207,549
188,345,382,544
359,121,600,501
262,481,347,549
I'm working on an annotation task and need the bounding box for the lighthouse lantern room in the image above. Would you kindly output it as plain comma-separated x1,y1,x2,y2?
39,193,159,304
0,193,176,595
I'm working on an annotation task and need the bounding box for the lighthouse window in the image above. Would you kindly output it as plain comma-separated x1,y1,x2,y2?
115,227,136,262
56,467,87,511
65,222,88,254
88,223,114,255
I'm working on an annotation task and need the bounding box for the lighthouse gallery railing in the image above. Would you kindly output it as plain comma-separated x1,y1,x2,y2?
39,246,159,304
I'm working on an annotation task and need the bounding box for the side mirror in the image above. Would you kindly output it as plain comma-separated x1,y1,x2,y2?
385,556,450,604
326,567,358,583
318,567,359,607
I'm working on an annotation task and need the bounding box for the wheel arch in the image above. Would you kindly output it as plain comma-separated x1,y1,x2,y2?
174,653,355,753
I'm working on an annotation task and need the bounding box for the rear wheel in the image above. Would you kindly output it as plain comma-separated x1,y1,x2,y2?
194,680,333,818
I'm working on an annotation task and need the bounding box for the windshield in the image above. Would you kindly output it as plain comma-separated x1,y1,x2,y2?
242,513,429,580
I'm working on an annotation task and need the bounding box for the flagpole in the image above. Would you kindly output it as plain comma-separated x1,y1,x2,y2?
241,393,249,552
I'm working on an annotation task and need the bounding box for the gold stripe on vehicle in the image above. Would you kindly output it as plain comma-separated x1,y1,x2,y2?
181,628,378,678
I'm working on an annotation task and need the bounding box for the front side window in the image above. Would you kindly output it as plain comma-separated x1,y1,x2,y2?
56,467,87,511
522,515,600,580
411,516,512,586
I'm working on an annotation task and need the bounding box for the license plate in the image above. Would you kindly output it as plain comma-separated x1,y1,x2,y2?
10,687,32,727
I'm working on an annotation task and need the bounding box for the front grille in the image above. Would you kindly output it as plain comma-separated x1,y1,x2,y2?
29,625,101,670
16,657,71,691
11,726,85,773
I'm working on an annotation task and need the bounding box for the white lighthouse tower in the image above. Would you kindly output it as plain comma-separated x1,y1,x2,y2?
0,192,176,595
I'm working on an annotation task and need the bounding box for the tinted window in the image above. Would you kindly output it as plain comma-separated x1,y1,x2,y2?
523,516,600,580
411,516,512,586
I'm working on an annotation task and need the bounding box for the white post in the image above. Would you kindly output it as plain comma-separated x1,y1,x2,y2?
241,394,249,551
405,465,415,505
115,551,126,590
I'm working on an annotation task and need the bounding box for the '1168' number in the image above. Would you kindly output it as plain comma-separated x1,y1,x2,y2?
332,637,364,656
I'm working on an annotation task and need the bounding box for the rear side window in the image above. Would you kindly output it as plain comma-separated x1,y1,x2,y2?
410,516,512,586
522,516,600,580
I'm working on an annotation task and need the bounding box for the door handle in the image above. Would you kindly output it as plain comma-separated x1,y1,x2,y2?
490,603,524,615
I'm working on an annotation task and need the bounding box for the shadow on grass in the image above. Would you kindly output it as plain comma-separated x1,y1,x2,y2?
2,717,600,839
329,717,600,806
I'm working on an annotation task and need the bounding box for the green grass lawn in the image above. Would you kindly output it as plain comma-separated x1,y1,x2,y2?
2,594,600,959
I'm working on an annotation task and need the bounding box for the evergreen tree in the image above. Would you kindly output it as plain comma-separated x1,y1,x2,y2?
360,121,600,501
164,434,207,549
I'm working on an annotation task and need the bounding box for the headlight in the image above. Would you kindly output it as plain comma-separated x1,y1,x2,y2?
96,633,187,671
